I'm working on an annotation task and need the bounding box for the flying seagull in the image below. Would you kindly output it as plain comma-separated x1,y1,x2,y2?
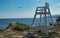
18,6,22,8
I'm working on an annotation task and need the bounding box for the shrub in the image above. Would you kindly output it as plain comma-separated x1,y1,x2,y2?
13,22,30,31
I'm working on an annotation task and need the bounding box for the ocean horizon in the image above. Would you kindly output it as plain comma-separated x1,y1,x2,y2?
0,18,57,29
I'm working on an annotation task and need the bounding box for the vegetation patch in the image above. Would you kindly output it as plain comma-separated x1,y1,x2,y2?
7,22,30,31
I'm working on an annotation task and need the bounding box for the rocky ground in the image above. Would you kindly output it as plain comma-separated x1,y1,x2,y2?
0,23,60,38
0,29,60,38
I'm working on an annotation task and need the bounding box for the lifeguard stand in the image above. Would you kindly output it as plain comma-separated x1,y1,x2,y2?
30,3,56,37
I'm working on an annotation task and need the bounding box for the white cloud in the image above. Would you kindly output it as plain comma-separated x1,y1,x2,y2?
51,8,60,15
56,3,60,6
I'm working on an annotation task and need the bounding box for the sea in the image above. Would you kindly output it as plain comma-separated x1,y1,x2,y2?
0,18,57,29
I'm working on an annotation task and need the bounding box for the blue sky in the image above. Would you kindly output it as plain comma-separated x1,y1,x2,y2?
0,0,60,18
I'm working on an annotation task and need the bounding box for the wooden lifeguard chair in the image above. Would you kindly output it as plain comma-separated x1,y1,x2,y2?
29,2,56,37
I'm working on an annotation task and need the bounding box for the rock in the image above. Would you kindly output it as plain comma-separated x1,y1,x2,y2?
10,22,17,27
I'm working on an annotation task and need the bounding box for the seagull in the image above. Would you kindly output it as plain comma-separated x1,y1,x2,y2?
18,6,22,8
